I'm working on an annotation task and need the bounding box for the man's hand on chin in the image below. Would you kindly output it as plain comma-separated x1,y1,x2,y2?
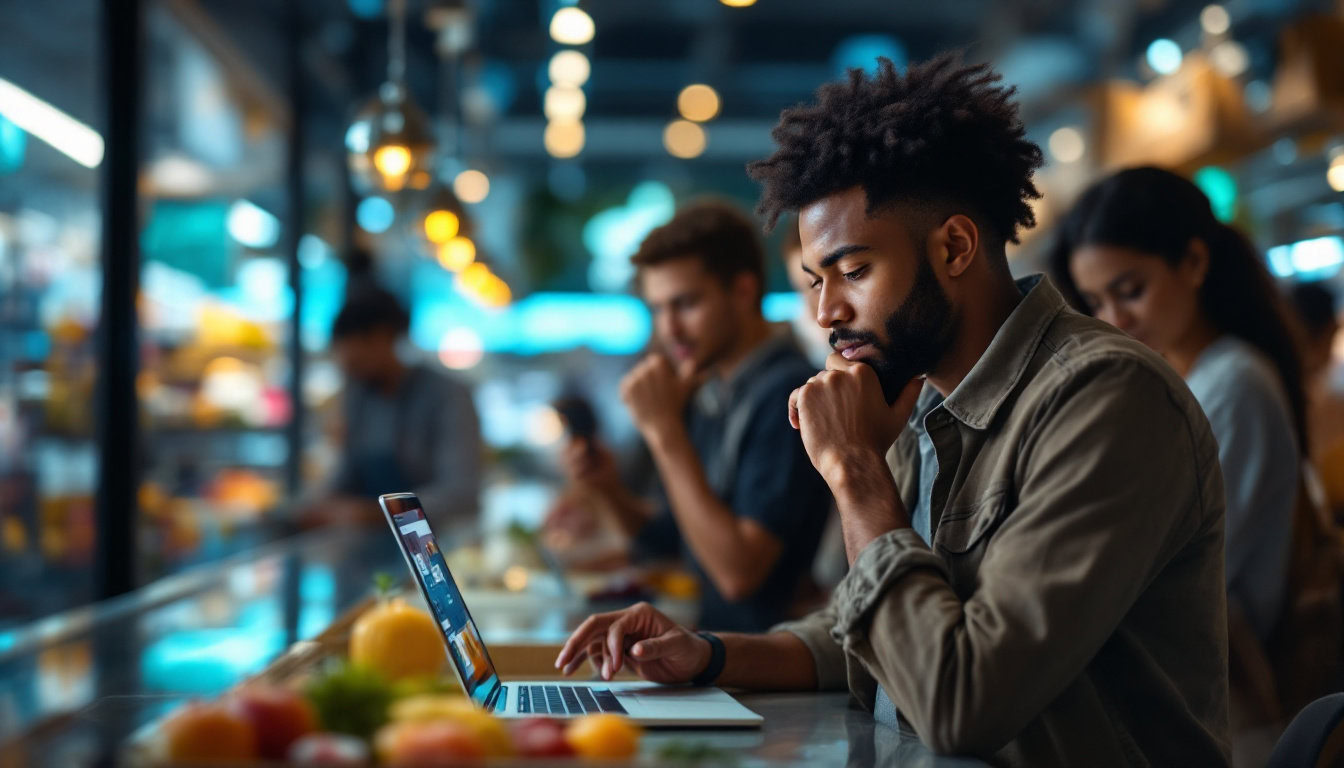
788,354,921,561
619,354,697,446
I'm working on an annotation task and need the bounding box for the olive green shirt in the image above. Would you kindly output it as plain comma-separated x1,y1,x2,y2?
775,275,1230,767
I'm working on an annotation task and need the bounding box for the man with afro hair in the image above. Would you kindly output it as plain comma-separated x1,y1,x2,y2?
555,55,1230,766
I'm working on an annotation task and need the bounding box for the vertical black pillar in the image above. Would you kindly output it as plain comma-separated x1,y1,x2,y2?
285,0,306,498
94,0,143,601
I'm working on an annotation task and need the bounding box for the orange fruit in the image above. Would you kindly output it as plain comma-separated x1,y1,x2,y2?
163,702,257,763
349,599,446,681
565,713,641,759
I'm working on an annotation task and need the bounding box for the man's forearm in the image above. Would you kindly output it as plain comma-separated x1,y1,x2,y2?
601,484,655,537
713,631,818,691
645,426,773,597
831,451,910,564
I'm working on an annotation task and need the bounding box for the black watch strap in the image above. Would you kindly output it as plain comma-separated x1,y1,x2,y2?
691,631,726,687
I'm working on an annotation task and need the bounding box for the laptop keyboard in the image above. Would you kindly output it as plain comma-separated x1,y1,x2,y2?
516,684,627,715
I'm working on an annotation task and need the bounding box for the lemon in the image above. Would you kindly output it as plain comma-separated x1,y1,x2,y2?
348,599,446,682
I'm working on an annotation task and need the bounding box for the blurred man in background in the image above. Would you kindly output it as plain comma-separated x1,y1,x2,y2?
302,285,482,532
552,200,831,632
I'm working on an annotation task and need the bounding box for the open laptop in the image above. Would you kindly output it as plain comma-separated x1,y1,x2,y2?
379,492,764,727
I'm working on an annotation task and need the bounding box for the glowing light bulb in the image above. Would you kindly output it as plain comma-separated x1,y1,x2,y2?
544,120,585,158
437,236,476,272
459,262,492,293
372,145,412,178
663,120,707,159
677,84,720,122
550,7,594,45
1328,157,1344,193
1201,5,1230,35
454,169,490,204
544,86,587,121
549,50,591,87
1048,126,1085,163
424,210,460,243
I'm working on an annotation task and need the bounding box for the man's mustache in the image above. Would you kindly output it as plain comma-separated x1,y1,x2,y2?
829,327,881,350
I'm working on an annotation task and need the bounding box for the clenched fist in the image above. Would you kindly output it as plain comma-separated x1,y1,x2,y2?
619,354,696,443
788,353,922,486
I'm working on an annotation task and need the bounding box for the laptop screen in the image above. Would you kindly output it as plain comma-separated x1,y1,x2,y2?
383,495,501,707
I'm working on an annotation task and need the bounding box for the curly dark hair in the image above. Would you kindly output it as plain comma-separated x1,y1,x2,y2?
747,54,1044,250
631,198,765,300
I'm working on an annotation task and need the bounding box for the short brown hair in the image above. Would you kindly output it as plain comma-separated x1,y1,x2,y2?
631,199,765,300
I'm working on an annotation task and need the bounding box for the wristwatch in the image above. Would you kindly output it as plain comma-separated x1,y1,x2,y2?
691,631,726,686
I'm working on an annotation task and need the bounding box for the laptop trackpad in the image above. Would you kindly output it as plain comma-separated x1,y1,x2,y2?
615,685,753,715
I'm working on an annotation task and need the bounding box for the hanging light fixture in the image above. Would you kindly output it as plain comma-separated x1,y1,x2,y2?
347,0,436,194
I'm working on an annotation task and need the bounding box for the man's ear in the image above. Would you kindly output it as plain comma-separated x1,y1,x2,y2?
930,214,980,278
731,271,762,311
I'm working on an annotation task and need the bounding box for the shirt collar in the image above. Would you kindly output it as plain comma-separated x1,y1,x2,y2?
694,326,800,417
938,273,1066,430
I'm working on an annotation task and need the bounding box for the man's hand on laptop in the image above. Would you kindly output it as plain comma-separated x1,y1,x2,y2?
555,602,711,684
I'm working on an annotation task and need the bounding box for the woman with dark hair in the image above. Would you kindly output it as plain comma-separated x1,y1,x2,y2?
1049,166,1304,648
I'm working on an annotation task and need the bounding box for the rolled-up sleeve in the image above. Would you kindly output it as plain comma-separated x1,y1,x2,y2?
772,603,850,692
830,358,1218,756
828,528,949,637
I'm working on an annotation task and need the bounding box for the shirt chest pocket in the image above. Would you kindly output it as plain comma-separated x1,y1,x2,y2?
932,489,1011,593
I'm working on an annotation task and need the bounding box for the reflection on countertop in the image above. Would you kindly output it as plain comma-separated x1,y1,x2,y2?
0,527,407,766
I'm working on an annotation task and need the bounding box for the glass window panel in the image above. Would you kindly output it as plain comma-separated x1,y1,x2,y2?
0,0,103,629
136,1,292,584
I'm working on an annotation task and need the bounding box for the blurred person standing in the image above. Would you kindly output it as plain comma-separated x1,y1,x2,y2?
554,200,831,632
302,285,483,532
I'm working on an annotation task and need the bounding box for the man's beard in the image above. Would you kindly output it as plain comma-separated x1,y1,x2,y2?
829,253,956,404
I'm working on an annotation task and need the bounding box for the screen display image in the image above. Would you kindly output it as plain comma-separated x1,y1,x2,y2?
389,499,501,706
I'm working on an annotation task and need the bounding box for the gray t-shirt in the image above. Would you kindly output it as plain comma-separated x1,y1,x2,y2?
1185,335,1298,641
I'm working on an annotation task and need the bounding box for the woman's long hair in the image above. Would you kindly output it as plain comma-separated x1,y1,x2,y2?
1048,166,1308,454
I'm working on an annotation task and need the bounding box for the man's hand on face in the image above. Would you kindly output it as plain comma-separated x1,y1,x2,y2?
559,437,621,491
788,353,923,486
619,354,696,444
553,602,711,684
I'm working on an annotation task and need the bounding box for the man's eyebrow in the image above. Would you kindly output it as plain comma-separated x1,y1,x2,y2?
819,244,871,269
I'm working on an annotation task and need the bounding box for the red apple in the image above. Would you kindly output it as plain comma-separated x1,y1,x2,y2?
510,717,575,758
229,685,318,760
